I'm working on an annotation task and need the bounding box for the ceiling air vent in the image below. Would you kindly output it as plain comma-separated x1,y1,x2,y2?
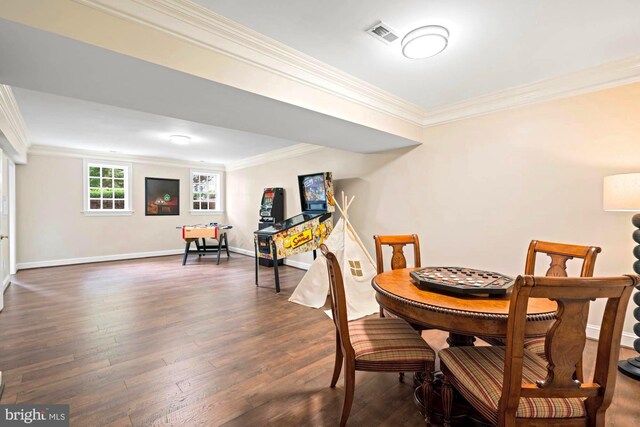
366,21,399,45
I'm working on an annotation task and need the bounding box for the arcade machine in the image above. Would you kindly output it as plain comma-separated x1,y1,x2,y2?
257,187,285,266
254,172,335,292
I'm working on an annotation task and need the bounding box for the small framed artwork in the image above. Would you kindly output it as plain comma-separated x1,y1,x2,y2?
145,177,180,216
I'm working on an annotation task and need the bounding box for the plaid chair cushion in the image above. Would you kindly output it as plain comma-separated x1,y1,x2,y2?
440,346,585,423
348,317,435,363
523,337,546,359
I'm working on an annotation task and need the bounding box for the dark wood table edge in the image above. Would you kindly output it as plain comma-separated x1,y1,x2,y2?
371,279,556,324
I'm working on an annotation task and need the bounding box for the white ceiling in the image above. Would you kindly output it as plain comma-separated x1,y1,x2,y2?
193,0,640,109
12,88,295,164
0,18,417,163
2,2,640,164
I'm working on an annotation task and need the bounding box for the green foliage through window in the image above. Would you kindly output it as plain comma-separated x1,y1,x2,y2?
87,163,128,210
191,172,220,211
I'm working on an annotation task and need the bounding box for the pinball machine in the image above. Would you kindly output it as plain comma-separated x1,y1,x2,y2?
254,172,335,292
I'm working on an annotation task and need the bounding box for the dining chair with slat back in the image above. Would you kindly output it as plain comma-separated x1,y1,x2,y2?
373,234,430,383
374,234,421,274
373,235,424,321
321,244,436,426
440,274,638,427
484,241,601,367
525,240,601,277
523,241,602,363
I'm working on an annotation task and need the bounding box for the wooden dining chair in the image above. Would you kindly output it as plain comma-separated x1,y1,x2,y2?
374,234,421,274
439,274,638,427
321,244,436,427
373,234,429,382
521,240,601,359
483,240,602,360
373,234,426,324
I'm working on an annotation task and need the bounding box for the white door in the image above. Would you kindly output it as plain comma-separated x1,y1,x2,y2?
0,149,4,312
9,160,15,276
0,154,14,312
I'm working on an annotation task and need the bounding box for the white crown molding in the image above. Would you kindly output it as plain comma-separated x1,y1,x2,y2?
28,144,226,170
225,143,323,172
30,142,323,173
72,0,426,127
423,55,640,127
7,1,640,163
72,0,640,131
0,85,30,163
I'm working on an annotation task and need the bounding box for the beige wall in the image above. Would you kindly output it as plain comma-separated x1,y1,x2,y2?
226,83,640,336
14,83,640,336
16,155,225,266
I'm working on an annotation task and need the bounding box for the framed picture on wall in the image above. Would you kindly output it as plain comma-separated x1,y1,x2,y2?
145,178,180,216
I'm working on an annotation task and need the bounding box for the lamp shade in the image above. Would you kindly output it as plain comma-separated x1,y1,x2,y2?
603,173,640,211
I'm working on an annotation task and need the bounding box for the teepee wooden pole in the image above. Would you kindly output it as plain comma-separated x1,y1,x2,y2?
334,194,375,266
345,195,355,213
346,223,375,267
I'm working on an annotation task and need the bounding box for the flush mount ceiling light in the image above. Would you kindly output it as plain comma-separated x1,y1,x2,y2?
170,135,190,145
401,25,449,59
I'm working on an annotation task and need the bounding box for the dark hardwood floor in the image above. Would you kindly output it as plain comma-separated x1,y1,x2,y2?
0,254,638,426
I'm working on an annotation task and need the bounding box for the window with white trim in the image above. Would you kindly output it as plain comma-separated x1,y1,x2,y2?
190,170,222,212
84,160,132,214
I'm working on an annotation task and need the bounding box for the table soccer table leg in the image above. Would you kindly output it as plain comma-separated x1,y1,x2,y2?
216,236,222,265
182,240,191,265
224,234,230,257
272,240,280,293
194,239,202,258
254,239,259,287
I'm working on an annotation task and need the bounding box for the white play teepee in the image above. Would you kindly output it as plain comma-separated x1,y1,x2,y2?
289,193,379,320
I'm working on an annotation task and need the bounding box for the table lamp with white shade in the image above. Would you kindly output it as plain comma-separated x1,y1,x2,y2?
603,172,640,380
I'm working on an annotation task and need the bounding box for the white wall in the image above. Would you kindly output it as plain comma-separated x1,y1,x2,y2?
1,152,9,283
16,155,225,267
226,83,640,339
0,151,9,310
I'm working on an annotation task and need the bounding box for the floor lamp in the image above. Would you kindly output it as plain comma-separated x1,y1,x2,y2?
604,173,640,380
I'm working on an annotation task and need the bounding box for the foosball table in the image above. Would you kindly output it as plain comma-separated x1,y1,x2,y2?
180,224,232,265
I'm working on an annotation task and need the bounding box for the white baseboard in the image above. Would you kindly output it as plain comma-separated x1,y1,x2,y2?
16,249,184,271
229,246,311,270
229,246,254,257
2,275,9,292
587,323,635,349
283,259,312,270
15,247,313,271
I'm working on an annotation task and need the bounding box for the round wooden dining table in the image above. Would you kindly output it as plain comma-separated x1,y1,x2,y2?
372,268,557,345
